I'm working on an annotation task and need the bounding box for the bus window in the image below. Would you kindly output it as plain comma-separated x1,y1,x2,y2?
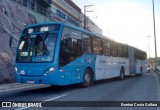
82,34,92,53
16,33,57,63
123,45,128,57
117,44,128,58
134,49,138,59
140,51,142,60
59,27,82,67
118,44,123,57
103,39,111,56
143,52,147,60
92,37,103,55
134,49,146,60
111,42,118,57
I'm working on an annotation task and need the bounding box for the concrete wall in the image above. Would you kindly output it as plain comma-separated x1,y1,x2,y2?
0,0,52,84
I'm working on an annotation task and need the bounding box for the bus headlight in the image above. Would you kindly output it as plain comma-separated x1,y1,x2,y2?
15,67,18,72
44,67,55,75
49,67,55,72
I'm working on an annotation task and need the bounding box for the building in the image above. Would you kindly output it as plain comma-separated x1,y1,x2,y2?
51,0,102,34
85,16,103,34
13,0,102,34
51,0,82,27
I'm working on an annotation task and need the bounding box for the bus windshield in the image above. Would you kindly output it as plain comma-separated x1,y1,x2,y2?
16,33,57,63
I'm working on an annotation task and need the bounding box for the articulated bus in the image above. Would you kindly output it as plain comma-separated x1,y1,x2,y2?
10,22,147,87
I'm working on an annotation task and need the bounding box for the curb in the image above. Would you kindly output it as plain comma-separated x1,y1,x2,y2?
0,83,47,93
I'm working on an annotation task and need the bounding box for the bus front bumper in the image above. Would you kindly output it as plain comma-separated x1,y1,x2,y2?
15,73,65,85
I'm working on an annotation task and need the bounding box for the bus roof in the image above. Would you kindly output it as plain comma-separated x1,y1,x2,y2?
25,22,98,36
24,22,146,53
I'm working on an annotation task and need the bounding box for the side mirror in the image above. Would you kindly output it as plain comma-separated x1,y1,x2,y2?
9,36,18,48
9,36,13,47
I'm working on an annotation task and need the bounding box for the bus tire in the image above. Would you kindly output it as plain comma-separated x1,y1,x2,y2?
119,67,125,80
82,69,93,88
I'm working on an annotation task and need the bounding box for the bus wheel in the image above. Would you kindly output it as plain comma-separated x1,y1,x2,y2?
119,68,125,80
139,67,143,76
82,69,93,88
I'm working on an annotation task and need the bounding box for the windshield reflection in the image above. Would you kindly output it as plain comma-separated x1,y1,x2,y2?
17,33,57,63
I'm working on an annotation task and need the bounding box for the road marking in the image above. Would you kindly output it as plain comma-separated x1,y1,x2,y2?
15,94,68,110
45,93,68,101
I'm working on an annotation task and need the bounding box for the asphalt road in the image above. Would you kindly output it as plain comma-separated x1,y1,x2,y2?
0,71,159,110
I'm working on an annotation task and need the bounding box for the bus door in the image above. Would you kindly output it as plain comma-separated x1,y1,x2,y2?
59,27,83,84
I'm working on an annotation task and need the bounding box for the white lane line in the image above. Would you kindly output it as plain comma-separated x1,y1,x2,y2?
45,93,68,101
15,94,68,110
0,85,44,93
15,107,29,110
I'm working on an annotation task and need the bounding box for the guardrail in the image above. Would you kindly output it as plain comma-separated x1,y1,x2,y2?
12,0,52,19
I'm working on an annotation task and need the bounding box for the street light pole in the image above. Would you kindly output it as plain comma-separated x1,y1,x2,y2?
147,36,150,58
152,0,157,70
84,5,93,29
84,6,86,29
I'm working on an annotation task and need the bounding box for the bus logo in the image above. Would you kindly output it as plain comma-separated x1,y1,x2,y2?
87,58,92,63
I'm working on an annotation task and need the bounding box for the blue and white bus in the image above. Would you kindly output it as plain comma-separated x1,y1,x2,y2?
10,22,147,87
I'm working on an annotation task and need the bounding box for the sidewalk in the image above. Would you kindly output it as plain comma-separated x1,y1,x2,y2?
0,83,46,93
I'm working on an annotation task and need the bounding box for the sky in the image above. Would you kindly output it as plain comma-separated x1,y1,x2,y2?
72,0,160,58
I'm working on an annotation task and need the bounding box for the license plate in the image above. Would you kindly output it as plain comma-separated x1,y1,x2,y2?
27,81,34,84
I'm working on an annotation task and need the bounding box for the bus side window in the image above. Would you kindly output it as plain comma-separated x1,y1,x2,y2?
111,42,118,57
123,45,128,57
103,39,111,56
117,44,122,57
59,26,82,67
134,49,137,59
82,34,92,53
92,37,103,55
